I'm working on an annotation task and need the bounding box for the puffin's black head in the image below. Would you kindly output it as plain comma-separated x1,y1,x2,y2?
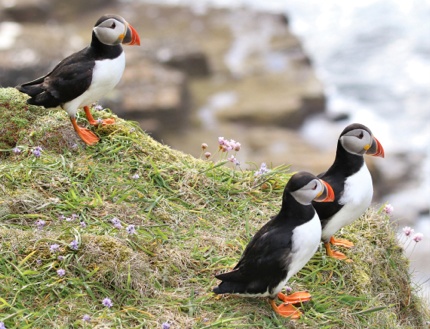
93,14,140,46
339,123,384,158
285,171,335,205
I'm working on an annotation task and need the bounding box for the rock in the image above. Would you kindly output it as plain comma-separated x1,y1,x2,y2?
159,50,211,77
2,0,52,23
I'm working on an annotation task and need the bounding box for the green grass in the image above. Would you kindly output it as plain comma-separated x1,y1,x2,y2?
0,87,428,328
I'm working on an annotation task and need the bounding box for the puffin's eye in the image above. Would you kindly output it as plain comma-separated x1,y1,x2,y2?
110,22,116,29
312,183,317,190
358,131,364,139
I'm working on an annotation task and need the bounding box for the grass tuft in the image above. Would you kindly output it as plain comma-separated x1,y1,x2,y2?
0,87,429,328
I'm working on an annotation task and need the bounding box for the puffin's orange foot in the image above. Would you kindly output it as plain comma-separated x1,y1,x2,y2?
70,117,99,145
76,127,99,145
330,236,354,248
100,118,115,125
278,291,311,304
270,300,302,319
83,106,115,126
324,241,351,261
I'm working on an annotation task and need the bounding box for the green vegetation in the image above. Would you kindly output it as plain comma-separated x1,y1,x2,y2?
0,87,428,328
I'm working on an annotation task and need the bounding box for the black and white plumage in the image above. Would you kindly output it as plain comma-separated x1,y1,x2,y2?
312,123,385,260
213,172,335,319
16,14,140,145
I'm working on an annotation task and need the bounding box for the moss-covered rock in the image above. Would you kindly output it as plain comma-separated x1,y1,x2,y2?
0,87,428,328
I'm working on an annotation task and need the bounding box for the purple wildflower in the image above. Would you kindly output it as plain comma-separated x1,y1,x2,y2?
58,214,66,221
82,314,91,322
111,217,122,229
0,322,6,329
102,297,113,308
94,104,103,111
162,323,171,329
80,221,87,228
69,240,79,250
201,143,208,150
12,147,21,154
57,268,66,277
36,259,42,266
50,244,60,253
32,146,42,157
126,225,136,235
132,173,140,180
58,255,64,261
204,152,211,159
35,219,46,230
254,162,269,176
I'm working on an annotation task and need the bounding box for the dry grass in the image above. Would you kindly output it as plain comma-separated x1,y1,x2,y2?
0,87,429,328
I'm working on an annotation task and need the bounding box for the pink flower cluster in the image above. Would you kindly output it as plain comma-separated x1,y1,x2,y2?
402,226,424,242
218,137,241,152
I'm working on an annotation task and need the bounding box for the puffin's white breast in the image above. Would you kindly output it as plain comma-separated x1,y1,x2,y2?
286,213,322,281
322,164,373,241
63,52,125,116
270,213,322,296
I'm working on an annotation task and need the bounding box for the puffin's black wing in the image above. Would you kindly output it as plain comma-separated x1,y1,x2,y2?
214,218,293,295
16,48,95,108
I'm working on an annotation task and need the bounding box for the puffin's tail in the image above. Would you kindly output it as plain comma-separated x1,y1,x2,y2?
16,83,44,98
16,84,60,108
213,281,248,295
213,269,248,294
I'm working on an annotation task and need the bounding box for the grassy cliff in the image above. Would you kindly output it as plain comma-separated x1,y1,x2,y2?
0,87,428,328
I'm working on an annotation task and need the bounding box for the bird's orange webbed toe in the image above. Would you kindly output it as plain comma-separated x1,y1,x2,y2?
100,118,115,125
330,236,354,248
270,300,302,319
324,242,349,261
278,291,311,304
76,127,100,145
84,106,115,126
70,117,99,145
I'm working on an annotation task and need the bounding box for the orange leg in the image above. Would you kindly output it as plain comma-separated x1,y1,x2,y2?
324,241,348,260
70,117,99,145
270,300,301,319
330,236,354,248
84,106,115,126
278,291,311,304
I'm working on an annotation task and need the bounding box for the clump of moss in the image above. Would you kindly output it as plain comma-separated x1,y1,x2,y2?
0,88,48,153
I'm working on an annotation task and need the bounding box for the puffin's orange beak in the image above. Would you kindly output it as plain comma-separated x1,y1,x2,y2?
366,136,385,158
315,179,335,203
122,23,140,46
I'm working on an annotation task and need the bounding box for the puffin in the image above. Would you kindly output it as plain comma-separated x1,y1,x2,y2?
312,123,385,260
16,14,140,145
213,172,335,319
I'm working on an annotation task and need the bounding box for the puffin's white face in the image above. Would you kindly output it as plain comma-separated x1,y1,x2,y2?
93,17,128,46
291,179,326,205
340,128,373,156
